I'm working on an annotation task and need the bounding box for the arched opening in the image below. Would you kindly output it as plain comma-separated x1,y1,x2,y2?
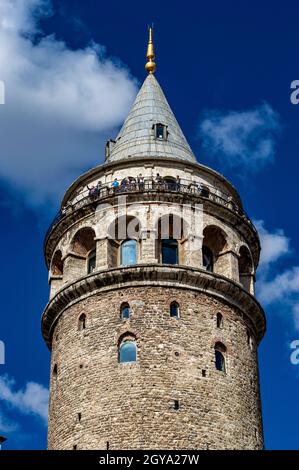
216,313,223,328
238,245,254,293
118,335,137,363
107,216,140,267
157,214,188,265
121,303,130,320
71,227,96,256
170,302,180,319
202,226,228,275
78,313,86,331
51,250,64,276
70,227,96,275
53,364,58,377
121,239,137,266
214,342,226,373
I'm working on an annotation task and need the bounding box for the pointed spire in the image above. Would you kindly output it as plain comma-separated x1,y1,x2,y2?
107,74,196,163
106,28,196,164
145,26,156,74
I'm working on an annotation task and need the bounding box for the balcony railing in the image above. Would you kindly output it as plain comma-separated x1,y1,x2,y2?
45,179,254,245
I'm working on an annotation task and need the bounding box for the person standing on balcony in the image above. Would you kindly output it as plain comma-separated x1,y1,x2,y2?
87,184,97,200
137,173,144,190
96,180,102,196
155,173,162,190
112,178,120,192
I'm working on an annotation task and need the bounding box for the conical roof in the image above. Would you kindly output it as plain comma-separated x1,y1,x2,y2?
107,74,196,163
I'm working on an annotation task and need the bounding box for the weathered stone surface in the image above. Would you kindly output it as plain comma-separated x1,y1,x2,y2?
48,286,263,450
43,72,266,451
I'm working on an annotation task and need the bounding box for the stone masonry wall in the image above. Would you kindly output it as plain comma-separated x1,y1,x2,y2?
48,286,263,450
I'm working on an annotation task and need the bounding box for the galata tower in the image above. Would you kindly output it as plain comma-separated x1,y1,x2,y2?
42,28,265,450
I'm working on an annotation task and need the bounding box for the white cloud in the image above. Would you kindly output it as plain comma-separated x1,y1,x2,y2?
0,410,19,433
0,375,48,423
254,219,290,268
257,266,299,305
198,103,280,172
255,220,299,331
0,0,137,205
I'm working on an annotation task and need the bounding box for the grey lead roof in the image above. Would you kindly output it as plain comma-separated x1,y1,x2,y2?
107,74,197,163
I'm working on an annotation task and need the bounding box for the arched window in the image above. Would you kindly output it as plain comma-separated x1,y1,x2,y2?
71,227,96,275
158,214,187,265
121,303,130,320
78,313,86,331
216,313,223,328
119,340,137,363
121,239,137,266
170,302,180,319
214,342,226,373
87,250,96,274
202,246,213,272
202,226,227,275
162,239,178,264
53,364,58,376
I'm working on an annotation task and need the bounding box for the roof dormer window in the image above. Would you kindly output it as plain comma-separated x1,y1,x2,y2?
105,139,116,160
154,123,167,141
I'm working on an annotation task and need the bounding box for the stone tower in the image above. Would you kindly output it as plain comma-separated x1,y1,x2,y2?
42,29,265,450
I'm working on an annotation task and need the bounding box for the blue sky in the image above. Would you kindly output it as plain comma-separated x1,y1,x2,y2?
0,0,299,450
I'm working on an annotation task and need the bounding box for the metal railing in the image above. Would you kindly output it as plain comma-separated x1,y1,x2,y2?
45,179,250,244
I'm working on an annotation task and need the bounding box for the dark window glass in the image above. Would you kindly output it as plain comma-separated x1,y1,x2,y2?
202,246,213,272
121,239,137,266
119,341,137,363
216,313,223,328
78,314,86,331
162,239,178,264
215,350,226,372
170,302,179,318
121,304,130,320
156,123,165,139
88,250,96,274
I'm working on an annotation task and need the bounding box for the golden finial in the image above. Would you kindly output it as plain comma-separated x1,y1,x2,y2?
145,25,156,74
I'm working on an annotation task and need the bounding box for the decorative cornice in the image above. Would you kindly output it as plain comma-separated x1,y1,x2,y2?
44,187,260,268
41,264,266,349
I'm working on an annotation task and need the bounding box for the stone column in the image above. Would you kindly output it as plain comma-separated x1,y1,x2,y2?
140,229,158,263
63,253,86,284
95,238,109,270
182,234,203,268
215,250,239,281
49,276,63,299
